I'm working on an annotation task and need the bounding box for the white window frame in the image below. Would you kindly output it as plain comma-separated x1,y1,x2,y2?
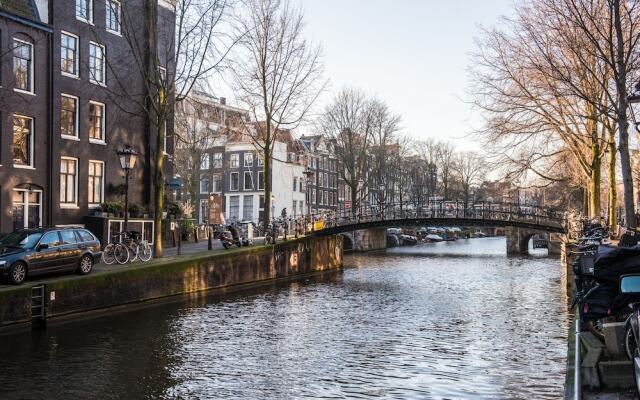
88,160,104,207
230,153,239,168
199,176,210,194
89,42,106,86
244,171,253,191
13,38,34,95
60,156,79,208
12,114,34,169
212,173,222,193
61,94,80,140
213,152,223,168
60,31,79,78
230,172,239,191
201,153,210,170
244,152,253,167
257,171,264,190
13,188,43,229
105,0,122,35
76,0,94,24
199,199,208,225
88,100,106,144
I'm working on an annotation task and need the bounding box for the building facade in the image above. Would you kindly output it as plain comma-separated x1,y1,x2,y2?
300,135,339,214
0,0,174,233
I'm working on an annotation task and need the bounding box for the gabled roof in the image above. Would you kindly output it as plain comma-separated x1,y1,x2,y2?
0,0,40,21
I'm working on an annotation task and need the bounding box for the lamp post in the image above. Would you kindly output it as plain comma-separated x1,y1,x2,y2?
117,145,138,233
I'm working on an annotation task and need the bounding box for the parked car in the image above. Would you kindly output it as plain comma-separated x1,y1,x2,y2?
0,227,102,285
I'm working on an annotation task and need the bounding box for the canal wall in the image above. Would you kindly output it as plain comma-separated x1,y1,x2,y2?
0,235,343,330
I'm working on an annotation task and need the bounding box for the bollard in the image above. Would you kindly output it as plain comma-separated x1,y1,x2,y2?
207,226,212,250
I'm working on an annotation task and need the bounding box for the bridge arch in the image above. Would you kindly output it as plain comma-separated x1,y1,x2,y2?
340,233,354,251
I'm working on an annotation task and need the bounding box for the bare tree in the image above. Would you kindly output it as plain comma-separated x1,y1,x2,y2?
454,152,488,204
232,0,325,227
436,142,456,199
93,0,233,256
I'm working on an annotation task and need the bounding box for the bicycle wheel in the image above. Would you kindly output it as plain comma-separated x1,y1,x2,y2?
138,242,152,262
129,244,140,262
114,243,130,264
102,243,116,265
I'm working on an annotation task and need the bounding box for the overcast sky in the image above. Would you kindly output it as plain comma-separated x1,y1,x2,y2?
215,0,515,151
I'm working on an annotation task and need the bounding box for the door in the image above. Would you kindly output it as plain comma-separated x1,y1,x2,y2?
59,229,82,268
27,231,62,273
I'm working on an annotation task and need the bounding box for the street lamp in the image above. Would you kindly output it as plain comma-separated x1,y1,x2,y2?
628,82,640,132
117,145,138,233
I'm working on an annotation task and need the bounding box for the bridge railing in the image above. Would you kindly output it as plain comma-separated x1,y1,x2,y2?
312,200,565,232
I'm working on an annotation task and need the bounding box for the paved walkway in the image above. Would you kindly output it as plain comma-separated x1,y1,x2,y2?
0,237,269,289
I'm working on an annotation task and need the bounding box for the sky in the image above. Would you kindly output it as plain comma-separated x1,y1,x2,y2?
296,0,515,151
215,0,516,151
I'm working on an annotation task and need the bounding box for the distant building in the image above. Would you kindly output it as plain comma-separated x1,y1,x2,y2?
300,135,339,214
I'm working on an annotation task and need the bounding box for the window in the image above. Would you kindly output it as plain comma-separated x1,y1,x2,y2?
200,176,210,194
258,157,264,167
243,195,253,221
106,0,121,34
88,160,104,206
13,115,33,167
199,199,208,224
61,32,78,77
76,229,96,242
41,232,61,247
230,153,239,168
230,172,239,191
257,171,264,190
229,196,240,220
76,0,93,23
299,200,304,214
61,95,79,139
213,152,223,168
299,179,303,192
60,158,78,206
312,189,316,204
60,230,77,245
12,189,42,230
89,101,105,142
293,177,297,191
212,173,222,193
89,42,105,85
13,39,33,93
244,171,253,190
201,153,210,170
244,153,253,167
292,200,297,216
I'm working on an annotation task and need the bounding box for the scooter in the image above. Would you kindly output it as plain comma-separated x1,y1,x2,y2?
220,225,242,249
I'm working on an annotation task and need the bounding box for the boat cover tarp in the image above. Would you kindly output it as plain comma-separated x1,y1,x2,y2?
593,244,640,285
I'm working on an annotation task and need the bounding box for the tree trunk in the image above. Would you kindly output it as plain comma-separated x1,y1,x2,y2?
153,108,166,257
263,140,272,230
608,136,618,228
613,0,636,227
350,183,358,217
589,158,601,220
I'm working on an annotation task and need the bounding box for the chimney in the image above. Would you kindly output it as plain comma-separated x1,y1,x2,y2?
220,97,226,105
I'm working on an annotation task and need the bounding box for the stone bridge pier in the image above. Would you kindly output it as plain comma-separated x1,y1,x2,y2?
350,228,387,252
505,226,563,255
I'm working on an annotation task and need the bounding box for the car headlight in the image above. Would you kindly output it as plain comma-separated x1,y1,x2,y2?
0,261,6,266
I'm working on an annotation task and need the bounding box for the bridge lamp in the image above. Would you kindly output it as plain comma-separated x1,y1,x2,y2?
628,81,640,132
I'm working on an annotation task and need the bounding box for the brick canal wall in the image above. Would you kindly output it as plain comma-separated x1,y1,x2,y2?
0,235,343,329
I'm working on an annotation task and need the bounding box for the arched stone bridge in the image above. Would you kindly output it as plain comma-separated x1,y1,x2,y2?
308,201,566,255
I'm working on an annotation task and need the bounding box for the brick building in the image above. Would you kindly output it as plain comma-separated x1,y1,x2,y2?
0,0,174,235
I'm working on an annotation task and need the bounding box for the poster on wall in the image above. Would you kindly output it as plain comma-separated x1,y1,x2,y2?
208,194,225,225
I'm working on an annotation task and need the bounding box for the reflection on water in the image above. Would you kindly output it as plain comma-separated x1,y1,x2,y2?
0,238,568,400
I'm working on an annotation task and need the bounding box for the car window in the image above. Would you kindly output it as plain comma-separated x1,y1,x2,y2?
0,232,41,249
76,229,96,242
60,230,77,245
40,232,61,247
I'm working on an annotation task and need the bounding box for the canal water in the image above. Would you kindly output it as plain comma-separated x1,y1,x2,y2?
0,237,569,400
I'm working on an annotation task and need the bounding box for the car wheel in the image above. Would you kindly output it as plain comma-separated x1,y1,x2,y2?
9,262,27,285
77,255,93,275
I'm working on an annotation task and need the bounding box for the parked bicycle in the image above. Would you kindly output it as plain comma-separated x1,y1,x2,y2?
102,231,152,265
